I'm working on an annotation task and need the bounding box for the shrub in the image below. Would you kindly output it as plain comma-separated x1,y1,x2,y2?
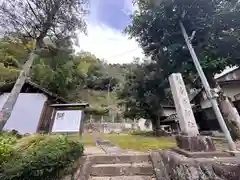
0,133,17,165
130,130,154,136
0,143,15,166
0,134,84,180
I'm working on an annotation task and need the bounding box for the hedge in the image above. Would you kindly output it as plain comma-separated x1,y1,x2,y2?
0,133,17,165
0,134,84,180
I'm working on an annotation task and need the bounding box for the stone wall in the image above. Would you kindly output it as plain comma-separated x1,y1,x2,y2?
84,123,138,134
150,150,240,180
60,156,86,180
60,150,240,180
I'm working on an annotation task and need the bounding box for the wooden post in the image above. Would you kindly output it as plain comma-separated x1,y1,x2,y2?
48,108,56,133
90,115,93,123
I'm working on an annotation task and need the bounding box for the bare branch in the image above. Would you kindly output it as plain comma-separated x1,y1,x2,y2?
26,0,42,24
0,0,89,49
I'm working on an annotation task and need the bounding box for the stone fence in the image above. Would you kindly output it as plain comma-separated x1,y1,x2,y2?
84,122,139,134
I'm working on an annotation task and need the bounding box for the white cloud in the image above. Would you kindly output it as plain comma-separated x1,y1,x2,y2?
122,0,138,16
75,23,144,64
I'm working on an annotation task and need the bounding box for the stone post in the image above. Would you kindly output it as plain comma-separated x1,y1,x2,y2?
169,73,199,136
169,73,216,152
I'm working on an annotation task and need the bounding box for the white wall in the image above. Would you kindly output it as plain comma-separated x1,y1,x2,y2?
222,85,240,101
138,118,152,131
162,108,176,116
200,84,240,109
0,93,47,134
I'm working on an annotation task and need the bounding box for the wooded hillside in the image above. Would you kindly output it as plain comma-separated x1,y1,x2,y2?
0,38,136,117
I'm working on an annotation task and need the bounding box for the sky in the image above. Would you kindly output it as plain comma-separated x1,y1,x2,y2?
75,0,144,64
75,0,237,75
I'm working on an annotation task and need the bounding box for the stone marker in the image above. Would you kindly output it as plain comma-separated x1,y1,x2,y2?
169,73,199,136
169,73,216,152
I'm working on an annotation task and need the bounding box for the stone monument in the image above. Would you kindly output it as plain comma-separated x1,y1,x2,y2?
169,73,199,136
169,73,216,152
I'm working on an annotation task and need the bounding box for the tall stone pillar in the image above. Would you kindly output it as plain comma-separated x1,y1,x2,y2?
169,73,216,152
169,73,199,136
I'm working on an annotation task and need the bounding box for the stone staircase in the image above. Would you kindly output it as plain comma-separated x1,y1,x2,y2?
88,153,156,180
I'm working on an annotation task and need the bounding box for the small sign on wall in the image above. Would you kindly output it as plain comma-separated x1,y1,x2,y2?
51,110,83,133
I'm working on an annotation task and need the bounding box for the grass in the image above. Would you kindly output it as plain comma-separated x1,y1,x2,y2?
104,134,176,152
67,134,96,147
80,133,176,152
57,133,230,152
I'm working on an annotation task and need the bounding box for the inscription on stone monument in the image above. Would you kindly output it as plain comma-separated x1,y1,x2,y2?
169,73,199,136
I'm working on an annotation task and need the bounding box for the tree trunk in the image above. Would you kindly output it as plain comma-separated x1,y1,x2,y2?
0,52,38,131
218,92,240,141
153,115,161,136
206,74,240,140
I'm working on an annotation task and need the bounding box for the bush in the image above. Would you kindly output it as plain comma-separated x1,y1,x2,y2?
130,130,154,136
0,134,84,180
0,133,17,165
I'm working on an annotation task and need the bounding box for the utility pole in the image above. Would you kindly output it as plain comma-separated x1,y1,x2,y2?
179,21,236,151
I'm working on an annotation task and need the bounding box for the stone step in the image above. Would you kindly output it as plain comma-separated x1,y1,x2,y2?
89,175,156,180
90,163,154,176
92,153,150,164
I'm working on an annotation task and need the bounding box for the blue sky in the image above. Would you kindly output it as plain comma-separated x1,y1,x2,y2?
76,0,143,64
90,0,132,31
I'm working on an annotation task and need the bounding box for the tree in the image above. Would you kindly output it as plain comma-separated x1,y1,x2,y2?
31,47,86,97
126,0,240,139
118,60,173,133
0,39,27,85
0,0,88,130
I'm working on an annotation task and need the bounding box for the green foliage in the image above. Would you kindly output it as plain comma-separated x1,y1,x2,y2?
119,0,240,122
119,61,172,122
31,51,84,96
0,64,19,85
30,48,123,98
0,39,27,85
129,0,240,77
0,39,29,65
130,130,154,136
0,37,128,116
0,133,17,165
0,134,84,180
104,134,176,152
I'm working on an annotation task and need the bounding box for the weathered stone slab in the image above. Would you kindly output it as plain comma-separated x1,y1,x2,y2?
90,163,154,176
175,135,216,152
212,162,240,180
96,139,122,154
149,151,170,180
172,148,231,158
158,150,240,180
89,176,155,180
169,73,199,136
92,153,150,164
224,150,240,157
60,156,85,180
77,156,95,180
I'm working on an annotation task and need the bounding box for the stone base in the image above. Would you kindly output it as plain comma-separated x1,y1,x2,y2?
224,150,240,157
175,135,216,152
150,150,240,180
155,129,171,137
172,147,231,158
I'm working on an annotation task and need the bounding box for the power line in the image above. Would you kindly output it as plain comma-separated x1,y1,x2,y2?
101,43,157,60
104,48,140,60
